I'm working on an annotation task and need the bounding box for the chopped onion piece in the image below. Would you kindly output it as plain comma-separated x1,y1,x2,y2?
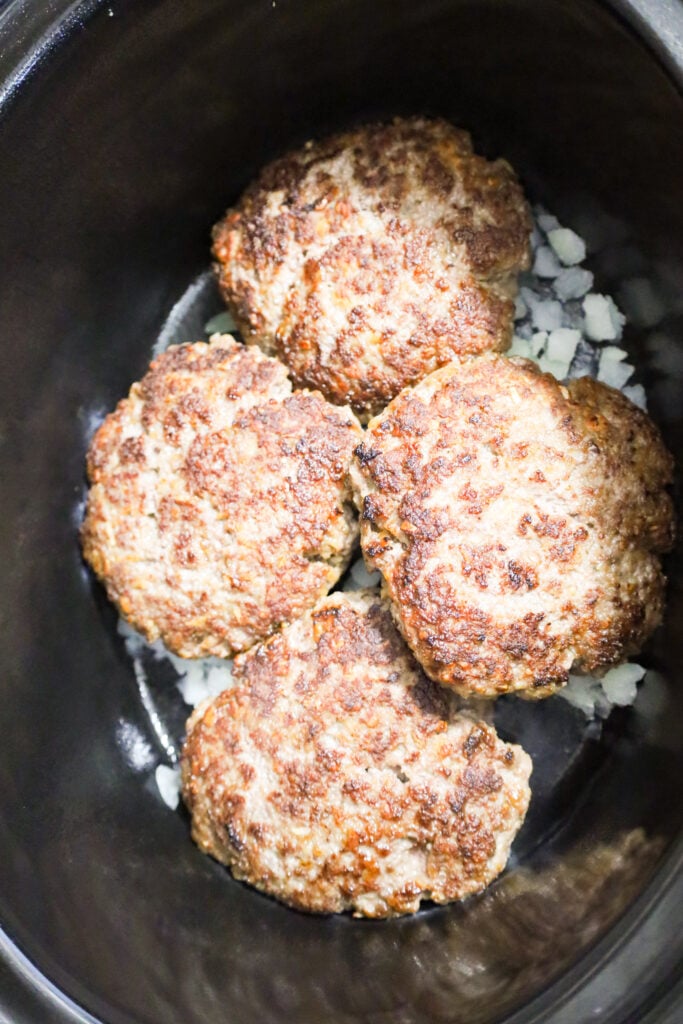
155,765,181,810
350,558,381,588
533,246,562,278
531,298,563,332
529,331,548,357
177,660,233,707
601,663,646,706
537,356,569,379
547,227,586,266
599,345,628,363
621,383,647,410
583,294,626,341
204,310,237,335
509,336,533,358
530,224,544,252
536,208,560,234
546,328,581,365
554,267,594,301
561,674,606,717
598,352,634,389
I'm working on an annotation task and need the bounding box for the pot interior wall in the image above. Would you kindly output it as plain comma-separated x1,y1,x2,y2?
0,2,681,1023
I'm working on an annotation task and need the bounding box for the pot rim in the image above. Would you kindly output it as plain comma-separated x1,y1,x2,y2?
0,1,681,1022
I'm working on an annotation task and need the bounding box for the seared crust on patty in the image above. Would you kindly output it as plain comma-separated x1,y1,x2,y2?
81,335,362,658
212,116,531,419
351,356,675,698
181,590,531,917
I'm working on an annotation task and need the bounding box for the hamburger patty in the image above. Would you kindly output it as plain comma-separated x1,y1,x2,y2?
351,355,675,698
181,590,532,917
213,116,531,419
81,335,362,658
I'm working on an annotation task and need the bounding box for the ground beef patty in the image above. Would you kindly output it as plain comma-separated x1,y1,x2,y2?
212,116,531,420
181,590,531,917
81,335,362,658
351,355,675,698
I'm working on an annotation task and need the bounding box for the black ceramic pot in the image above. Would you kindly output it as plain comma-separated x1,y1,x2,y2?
0,1,681,1022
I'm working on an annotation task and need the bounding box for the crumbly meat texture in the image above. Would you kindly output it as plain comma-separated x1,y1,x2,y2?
212,116,531,420
81,335,362,658
181,590,531,917
350,356,675,698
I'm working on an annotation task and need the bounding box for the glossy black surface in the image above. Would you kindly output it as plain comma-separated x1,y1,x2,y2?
0,2,681,1023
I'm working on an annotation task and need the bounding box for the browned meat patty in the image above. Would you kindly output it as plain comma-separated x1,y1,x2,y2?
81,335,362,658
181,589,532,917
350,355,675,698
212,116,531,420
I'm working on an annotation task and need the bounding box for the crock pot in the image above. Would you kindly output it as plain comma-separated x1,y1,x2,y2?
0,1,681,1022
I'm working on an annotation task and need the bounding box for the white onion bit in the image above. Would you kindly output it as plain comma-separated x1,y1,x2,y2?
621,383,648,410
583,294,626,342
553,267,594,301
533,245,563,278
560,662,646,717
547,227,587,266
601,664,646,706
598,352,634,389
204,310,237,335
343,557,382,591
155,765,181,810
546,328,581,366
509,336,533,359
